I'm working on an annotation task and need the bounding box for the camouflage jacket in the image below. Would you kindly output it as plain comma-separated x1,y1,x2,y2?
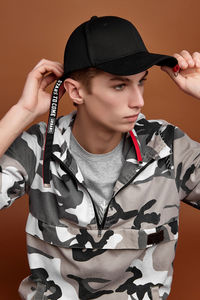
0,111,200,300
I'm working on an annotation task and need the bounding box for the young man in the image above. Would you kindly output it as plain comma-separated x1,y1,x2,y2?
0,16,200,300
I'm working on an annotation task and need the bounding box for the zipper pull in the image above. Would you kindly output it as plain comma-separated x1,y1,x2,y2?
98,228,102,237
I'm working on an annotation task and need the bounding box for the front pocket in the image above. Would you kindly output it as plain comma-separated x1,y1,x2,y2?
26,212,179,250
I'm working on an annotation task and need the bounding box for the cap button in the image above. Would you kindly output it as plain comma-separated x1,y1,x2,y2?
90,16,98,21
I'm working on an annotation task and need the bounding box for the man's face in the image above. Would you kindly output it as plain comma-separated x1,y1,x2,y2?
78,70,148,133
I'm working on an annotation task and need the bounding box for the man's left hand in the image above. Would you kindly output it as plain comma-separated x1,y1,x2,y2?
161,50,200,100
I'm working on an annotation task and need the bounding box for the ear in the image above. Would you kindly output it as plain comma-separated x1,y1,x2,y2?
64,78,84,105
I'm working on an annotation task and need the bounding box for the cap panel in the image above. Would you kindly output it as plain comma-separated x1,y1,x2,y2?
63,22,91,75
86,16,147,64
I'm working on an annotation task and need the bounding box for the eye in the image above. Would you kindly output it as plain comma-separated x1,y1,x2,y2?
113,83,126,91
138,78,147,86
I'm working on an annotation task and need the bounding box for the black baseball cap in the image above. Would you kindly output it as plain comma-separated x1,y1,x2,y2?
63,15,178,77
43,15,179,186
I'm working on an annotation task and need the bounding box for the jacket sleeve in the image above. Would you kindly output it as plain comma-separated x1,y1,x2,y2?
173,126,200,209
0,122,45,209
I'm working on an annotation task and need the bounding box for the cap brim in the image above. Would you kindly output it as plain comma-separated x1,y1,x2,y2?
96,52,178,75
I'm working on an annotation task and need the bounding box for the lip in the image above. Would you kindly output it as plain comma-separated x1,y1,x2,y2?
124,114,139,122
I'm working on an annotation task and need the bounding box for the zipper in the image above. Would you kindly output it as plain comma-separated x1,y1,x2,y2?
52,154,102,230
52,153,154,237
97,159,154,236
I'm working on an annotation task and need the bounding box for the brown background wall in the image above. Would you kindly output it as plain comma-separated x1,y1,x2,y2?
0,0,200,299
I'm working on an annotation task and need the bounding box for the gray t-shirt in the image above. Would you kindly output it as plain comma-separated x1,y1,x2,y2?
70,133,125,223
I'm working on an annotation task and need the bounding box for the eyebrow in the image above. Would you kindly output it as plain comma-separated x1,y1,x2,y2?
109,70,149,82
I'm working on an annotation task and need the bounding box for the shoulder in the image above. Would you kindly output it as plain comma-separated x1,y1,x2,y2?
135,114,176,138
25,121,47,147
135,114,192,148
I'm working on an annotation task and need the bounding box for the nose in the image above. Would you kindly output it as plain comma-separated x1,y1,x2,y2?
128,86,144,109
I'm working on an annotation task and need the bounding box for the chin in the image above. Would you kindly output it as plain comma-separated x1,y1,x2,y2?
119,123,136,133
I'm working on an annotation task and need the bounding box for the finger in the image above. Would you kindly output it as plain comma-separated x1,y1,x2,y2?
33,59,63,72
173,53,188,70
173,53,188,69
160,66,185,90
40,73,58,90
30,63,63,81
32,59,64,78
179,50,195,68
192,52,200,68
41,73,66,100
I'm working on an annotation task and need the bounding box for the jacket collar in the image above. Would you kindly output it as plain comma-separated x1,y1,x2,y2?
51,111,172,184
133,115,172,161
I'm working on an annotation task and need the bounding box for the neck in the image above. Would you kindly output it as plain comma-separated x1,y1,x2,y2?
72,111,123,154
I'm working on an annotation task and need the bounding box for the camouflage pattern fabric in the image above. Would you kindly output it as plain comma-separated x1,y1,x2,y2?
1,111,200,300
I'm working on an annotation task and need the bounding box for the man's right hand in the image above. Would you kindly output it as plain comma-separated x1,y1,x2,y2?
17,59,64,118
0,59,64,157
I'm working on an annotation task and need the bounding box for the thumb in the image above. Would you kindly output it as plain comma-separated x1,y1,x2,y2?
160,65,185,89
160,65,178,77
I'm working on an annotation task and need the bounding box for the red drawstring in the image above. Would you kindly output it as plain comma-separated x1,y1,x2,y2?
129,130,142,163
172,64,180,77
172,64,180,73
